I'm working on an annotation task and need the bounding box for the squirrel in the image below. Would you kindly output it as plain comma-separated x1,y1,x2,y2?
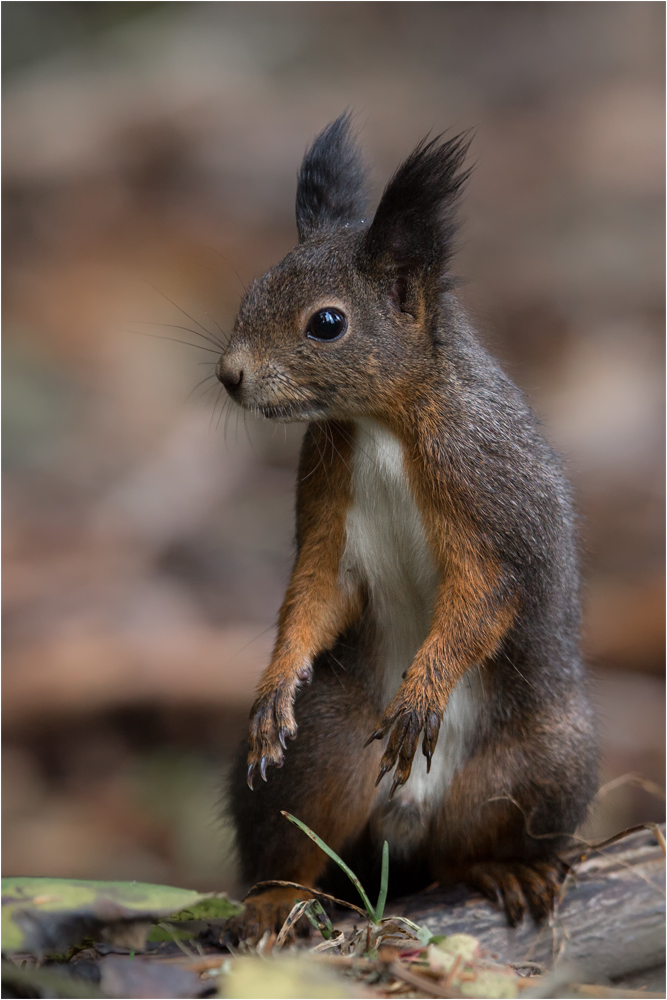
215,113,597,940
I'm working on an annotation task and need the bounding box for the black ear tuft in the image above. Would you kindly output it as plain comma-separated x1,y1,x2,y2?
296,112,368,242
360,131,472,287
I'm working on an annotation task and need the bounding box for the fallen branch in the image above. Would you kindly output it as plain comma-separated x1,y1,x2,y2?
337,826,665,983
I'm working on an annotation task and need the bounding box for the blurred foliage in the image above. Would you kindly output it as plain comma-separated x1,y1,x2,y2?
2,2,178,78
3,337,79,471
130,750,236,886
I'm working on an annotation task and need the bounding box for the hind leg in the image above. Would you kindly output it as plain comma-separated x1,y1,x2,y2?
430,785,571,927
225,654,381,941
428,715,595,926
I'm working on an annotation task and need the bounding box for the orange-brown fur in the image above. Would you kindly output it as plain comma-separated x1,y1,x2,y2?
247,422,361,783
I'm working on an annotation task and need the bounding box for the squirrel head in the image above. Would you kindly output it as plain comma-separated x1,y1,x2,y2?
217,112,471,422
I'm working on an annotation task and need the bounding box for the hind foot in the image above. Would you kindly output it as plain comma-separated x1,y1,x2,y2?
465,859,568,926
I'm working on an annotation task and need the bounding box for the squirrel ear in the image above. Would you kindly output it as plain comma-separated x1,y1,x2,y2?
296,112,368,243
360,132,472,295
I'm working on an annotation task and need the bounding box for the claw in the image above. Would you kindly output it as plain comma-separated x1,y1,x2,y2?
425,747,432,773
260,755,268,782
389,776,403,799
364,728,384,748
375,763,391,787
247,763,256,790
278,728,288,750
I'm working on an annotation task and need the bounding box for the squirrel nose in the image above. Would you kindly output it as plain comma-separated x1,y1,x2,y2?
217,362,244,396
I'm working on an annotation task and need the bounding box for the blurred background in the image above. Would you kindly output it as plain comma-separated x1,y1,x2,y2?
2,2,664,895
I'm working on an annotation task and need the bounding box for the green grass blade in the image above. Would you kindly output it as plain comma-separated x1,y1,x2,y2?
281,811,377,921
375,841,389,921
302,900,334,940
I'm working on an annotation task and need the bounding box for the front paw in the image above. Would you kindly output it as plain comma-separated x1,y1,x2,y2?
247,667,311,788
365,694,441,797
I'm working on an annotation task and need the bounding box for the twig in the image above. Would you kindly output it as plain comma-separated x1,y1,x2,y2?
649,822,666,856
593,772,666,803
443,953,462,992
389,961,465,999
244,879,368,919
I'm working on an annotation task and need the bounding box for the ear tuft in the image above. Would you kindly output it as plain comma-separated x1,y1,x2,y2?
360,131,472,285
296,112,368,242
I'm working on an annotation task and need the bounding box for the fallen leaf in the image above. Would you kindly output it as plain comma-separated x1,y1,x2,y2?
1,876,224,957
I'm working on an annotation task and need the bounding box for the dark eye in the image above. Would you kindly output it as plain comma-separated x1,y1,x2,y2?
306,308,347,342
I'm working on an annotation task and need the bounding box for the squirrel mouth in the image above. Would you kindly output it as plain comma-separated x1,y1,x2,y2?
259,403,325,423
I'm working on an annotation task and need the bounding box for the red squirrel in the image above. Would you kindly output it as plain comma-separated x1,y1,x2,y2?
216,114,597,938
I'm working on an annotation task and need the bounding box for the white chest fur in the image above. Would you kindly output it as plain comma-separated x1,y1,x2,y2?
340,418,439,705
339,418,481,853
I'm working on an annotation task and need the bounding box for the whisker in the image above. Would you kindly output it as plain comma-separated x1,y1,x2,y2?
210,388,229,434
204,312,229,342
502,650,537,693
303,426,327,484
336,420,381,476
328,650,348,686
130,329,220,355
186,373,219,402
223,398,233,447
146,283,225,346
207,246,248,294
243,408,261,459
136,319,225,352
323,422,352,476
